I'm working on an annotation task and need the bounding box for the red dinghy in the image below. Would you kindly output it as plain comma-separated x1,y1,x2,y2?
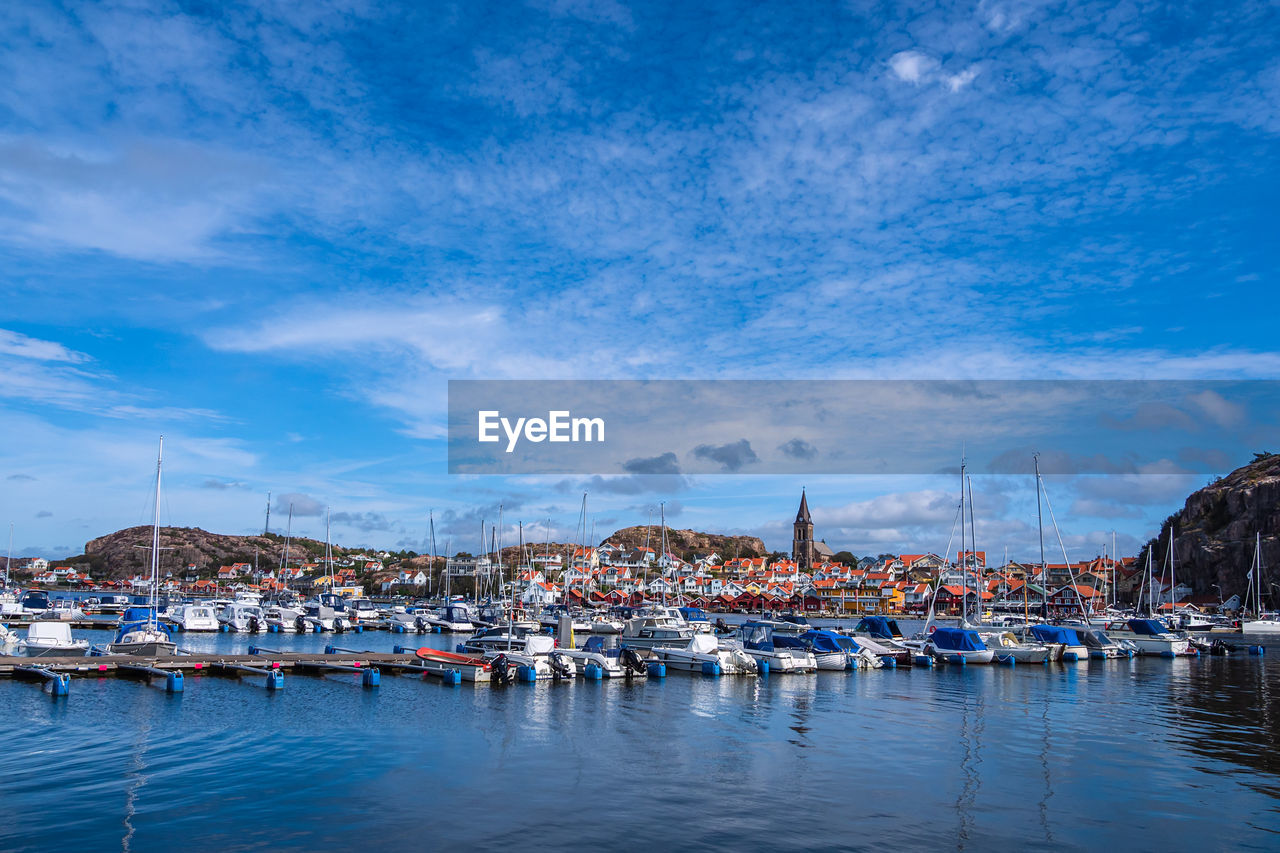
415,647,494,682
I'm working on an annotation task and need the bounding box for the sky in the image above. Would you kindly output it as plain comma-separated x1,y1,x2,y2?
1,0,1277,564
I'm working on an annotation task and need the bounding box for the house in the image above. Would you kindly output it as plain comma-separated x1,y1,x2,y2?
521,581,561,607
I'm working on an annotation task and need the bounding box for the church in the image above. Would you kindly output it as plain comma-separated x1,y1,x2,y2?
792,489,834,569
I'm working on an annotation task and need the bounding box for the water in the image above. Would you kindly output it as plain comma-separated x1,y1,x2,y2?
3,627,1280,852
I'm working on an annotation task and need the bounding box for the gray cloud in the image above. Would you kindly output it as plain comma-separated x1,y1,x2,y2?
6,473,35,481
692,439,758,472
779,438,818,460
330,511,394,533
202,478,248,490
274,492,326,517
623,452,680,475
35,510,52,518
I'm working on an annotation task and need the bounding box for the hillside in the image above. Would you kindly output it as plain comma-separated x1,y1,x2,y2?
1141,452,1280,599
74,526,365,579
603,526,768,560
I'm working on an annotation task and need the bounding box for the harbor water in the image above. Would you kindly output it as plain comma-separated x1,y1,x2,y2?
3,627,1279,852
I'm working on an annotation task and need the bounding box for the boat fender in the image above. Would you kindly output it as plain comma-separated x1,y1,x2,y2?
1090,650,1107,660
584,663,603,680
455,643,467,654
646,661,666,678
949,654,967,666
165,671,183,693
324,644,336,655
913,654,934,668
362,667,380,688
1249,645,1265,656
881,656,897,669
516,664,537,682
266,671,284,691
756,659,769,676
442,668,461,686
1160,650,1177,658
1063,651,1078,662
701,660,721,677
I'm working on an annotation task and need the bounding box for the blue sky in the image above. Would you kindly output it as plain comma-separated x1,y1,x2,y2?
1,0,1277,562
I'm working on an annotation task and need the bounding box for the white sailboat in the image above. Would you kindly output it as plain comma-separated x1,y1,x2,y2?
1241,532,1280,633
109,437,178,656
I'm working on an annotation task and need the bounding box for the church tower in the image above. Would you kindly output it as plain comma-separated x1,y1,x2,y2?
792,489,815,569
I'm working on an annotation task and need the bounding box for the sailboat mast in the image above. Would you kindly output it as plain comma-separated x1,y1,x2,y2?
1034,454,1046,619
428,511,437,598
959,456,966,623
149,436,163,624
5,522,12,590
967,474,977,624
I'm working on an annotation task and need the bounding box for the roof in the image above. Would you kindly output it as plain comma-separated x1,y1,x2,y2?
796,490,812,524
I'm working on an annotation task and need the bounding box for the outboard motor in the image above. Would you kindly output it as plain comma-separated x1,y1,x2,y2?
549,651,573,679
414,615,427,634
491,653,512,685
248,615,261,633
620,647,648,676
294,615,308,633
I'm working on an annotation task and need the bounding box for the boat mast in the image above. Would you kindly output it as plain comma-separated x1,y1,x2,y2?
428,511,437,598
1034,453,1046,620
149,436,163,627
4,522,12,590
660,501,668,608
967,474,977,625
280,503,293,576
959,453,967,624
325,507,333,593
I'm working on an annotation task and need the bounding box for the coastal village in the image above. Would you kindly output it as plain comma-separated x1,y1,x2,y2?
4,491,1221,619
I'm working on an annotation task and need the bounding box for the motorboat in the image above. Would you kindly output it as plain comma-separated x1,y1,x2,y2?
587,610,625,634
170,604,220,632
0,623,19,646
1105,618,1194,657
94,594,132,615
299,603,351,633
216,602,267,633
1071,626,1136,659
677,606,716,635
554,637,649,679
651,633,757,675
107,607,177,656
346,598,380,625
852,616,906,641
924,627,994,664
776,629,884,670
538,604,591,634
463,623,539,655
17,590,51,617
21,622,89,657
480,633,557,681
981,631,1051,664
40,599,86,621
1241,615,1280,634
727,621,817,673
1028,624,1089,662
426,603,477,633
414,647,494,683
618,612,694,650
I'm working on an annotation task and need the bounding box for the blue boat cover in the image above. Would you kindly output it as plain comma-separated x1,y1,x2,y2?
856,616,898,638
797,629,857,653
1128,618,1168,636
121,606,155,623
1030,624,1083,645
930,627,987,652
740,622,775,651
679,607,709,621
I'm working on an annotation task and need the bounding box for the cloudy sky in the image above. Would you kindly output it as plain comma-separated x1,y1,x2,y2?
1,0,1276,562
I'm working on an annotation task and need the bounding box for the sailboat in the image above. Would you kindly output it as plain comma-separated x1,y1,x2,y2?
1241,533,1280,633
109,437,178,656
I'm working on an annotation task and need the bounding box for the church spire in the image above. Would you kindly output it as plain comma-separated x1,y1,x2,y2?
796,488,811,524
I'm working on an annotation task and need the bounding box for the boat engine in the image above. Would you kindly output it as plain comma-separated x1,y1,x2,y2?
549,651,573,679
248,615,261,633
619,647,648,676
414,615,427,633
294,615,308,633
491,653,512,685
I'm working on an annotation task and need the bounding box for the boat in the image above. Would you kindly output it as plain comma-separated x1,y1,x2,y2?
40,599,86,621
618,611,694,650
924,627,994,664
426,602,477,633
299,603,351,633
1105,618,1194,657
0,623,19,646
554,636,649,679
1072,626,1135,659
651,633,758,675
853,616,905,641
109,438,178,657
16,590,51,617
108,606,177,656
726,621,818,673
414,647,493,683
981,631,1051,664
678,606,716,635
217,602,267,633
778,628,885,670
1027,624,1089,662
346,598,380,625
538,604,591,634
1241,533,1280,633
21,621,89,657
170,603,220,632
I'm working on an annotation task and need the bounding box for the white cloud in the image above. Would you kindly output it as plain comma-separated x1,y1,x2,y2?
889,50,938,84
945,66,980,92
0,328,89,363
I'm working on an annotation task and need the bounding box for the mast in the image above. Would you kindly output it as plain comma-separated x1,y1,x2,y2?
280,503,293,575
959,454,966,623
264,492,271,536
325,506,333,593
428,511,437,598
967,474,977,625
149,436,163,626
4,522,12,590
660,501,668,607
1034,454,1046,620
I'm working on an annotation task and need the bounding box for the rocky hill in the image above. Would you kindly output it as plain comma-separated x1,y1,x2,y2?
74,526,364,579
603,526,768,560
1140,452,1280,600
